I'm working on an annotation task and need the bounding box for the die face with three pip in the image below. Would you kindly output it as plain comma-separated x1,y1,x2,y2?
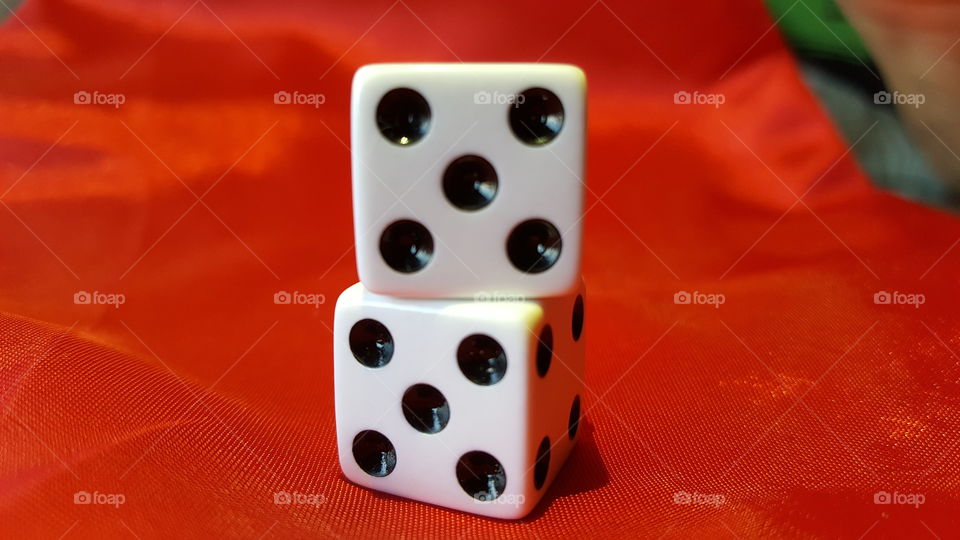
351,63,586,299
333,281,586,519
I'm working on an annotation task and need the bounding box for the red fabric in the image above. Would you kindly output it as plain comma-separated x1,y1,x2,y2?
1,0,959,537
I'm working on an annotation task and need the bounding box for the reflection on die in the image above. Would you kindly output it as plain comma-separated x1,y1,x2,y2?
333,281,586,519
351,63,586,299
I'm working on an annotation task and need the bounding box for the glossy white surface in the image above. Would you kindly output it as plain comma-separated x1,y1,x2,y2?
333,281,586,519
351,63,586,298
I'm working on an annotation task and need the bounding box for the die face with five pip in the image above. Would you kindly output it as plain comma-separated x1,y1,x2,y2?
333,282,586,519
351,63,586,299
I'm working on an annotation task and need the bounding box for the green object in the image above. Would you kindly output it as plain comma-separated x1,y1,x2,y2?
766,0,872,65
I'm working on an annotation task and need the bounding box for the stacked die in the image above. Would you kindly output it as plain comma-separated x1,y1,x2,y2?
334,63,587,519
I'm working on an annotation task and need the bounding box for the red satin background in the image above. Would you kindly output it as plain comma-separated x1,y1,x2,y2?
1,0,959,537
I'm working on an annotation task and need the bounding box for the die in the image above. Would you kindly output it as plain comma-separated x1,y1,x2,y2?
333,281,586,519
350,63,586,299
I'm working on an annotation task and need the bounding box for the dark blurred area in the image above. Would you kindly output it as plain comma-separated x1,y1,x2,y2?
766,0,960,208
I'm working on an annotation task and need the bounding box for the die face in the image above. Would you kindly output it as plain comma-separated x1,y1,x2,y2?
333,282,585,519
525,284,587,499
351,63,586,299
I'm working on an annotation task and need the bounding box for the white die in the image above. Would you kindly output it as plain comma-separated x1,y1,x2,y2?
333,282,586,519
350,63,586,299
